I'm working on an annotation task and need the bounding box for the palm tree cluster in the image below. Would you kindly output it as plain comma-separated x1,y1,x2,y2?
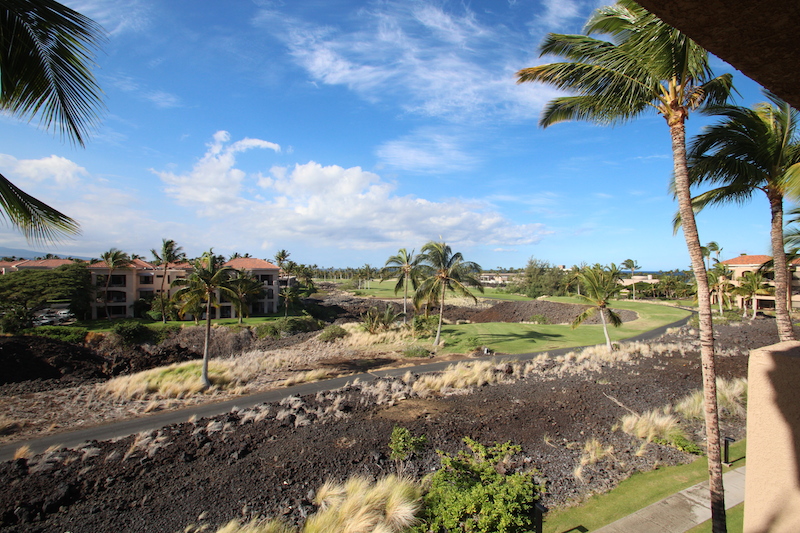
380,241,483,347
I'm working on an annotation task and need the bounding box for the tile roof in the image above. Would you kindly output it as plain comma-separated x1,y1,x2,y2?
14,259,75,268
224,257,279,270
88,258,155,269
720,254,800,266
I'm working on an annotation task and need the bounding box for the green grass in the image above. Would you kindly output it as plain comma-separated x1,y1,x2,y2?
436,298,690,355
335,280,534,302
686,502,743,533
543,439,746,533
71,314,288,332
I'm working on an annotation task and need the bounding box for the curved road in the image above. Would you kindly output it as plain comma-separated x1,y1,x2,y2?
0,314,691,462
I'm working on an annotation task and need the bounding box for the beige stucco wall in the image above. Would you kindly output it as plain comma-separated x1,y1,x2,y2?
745,341,800,532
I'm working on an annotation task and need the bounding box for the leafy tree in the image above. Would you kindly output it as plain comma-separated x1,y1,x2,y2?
228,269,265,324
382,248,424,324
572,265,624,352
507,258,566,298
516,2,733,525
684,92,800,341
413,241,483,347
150,238,186,323
1,0,104,243
621,259,640,299
98,248,132,319
171,250,235,388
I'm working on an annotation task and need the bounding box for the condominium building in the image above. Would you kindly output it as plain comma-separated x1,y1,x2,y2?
719,254,800,311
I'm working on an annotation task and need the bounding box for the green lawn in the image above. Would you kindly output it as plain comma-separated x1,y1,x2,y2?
72,314,288,332
686,503,743,533
334,280,533,302
437,298,690,355
544,440,746,533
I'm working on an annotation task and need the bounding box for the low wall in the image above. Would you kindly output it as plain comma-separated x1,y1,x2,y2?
745,340,800,532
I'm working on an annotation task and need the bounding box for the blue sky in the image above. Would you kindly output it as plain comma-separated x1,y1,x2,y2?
0,0,775,271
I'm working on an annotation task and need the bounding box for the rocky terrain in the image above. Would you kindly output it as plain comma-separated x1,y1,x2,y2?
0,296,770,533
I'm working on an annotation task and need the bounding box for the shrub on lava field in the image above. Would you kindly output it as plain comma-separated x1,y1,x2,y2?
318,324,348,342
414,438,543,533
389,426,428,461
403,345,430,358
22,325,89,345
112,321,153,345
529,314,549,324
412,315,438,337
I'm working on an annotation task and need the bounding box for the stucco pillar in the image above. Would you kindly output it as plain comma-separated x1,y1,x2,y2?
745,340,800,532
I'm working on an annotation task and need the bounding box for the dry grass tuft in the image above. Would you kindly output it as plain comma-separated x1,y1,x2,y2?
580,437,614,466
620,408,682,443
214,518,295,533
283,369,331,387
13,445,31,460
411,360,517,395
674,377,747,420
102,361,238,400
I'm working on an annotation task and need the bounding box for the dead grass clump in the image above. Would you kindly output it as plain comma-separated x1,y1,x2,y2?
0,415,22,436
620,408,683,443
411,360,517,395
675,377,747,420
101,361,238,400
13,445,31,460
339,323,414,349
283,369,331,387
214,518,295,533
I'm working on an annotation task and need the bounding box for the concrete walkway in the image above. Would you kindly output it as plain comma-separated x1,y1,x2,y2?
594,466,746,533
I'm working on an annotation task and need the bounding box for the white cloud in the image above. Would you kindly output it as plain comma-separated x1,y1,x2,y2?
0,154,88,186
253,1,561,123
155,133,549,250
66,0,152,36
376,130,480,173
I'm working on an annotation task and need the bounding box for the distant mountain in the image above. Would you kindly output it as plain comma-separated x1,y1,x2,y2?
0,246,92,261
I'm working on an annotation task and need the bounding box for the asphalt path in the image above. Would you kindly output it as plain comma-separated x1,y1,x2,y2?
0,313,691,462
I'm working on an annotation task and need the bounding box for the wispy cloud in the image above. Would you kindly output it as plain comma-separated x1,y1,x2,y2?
68,0,152,36
105,74,183,109
252,1,561,123
376,129,480,173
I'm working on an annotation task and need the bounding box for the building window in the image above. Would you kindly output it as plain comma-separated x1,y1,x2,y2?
139,275,153,284
260,274,274,284
109,274,126,287
267,289,274,299
106,290,127,303
221,306,232,318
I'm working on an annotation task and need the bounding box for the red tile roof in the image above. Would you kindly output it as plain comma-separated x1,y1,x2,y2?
224,257,279,270
721,254,800,266
88,258,155,269
14,259,75,269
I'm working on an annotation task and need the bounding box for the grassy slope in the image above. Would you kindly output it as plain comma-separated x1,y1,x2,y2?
544,440,746,533
438,298,690,354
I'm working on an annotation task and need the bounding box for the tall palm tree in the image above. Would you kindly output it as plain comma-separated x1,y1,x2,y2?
515,2,734,528
382,248,424,324
274,249,290,272
99,248,131,319
413,241,483,348
707,269,734,315
1,0,104,243
150,238,186,323
685,92,800,342
171,250,235,389
572,264,624,352
228,269,265,324
706,241,722,266
279,285,301,317
621,259,640,299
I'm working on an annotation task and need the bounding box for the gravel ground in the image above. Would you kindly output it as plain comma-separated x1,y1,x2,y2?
0,312,774,533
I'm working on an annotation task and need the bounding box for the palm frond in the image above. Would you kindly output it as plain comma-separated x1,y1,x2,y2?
0,171,79,243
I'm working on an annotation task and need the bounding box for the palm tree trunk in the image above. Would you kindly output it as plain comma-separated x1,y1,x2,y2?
202,298,212,389
434,283,445,347
161,265,169,323
670,121,726,532
600,307,612,352
769,191,795,341
403,273,409,325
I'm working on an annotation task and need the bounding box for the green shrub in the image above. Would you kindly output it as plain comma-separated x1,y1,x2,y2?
256,322,281,339
256,316,323,339
389,426,427,461
112,321,153,345
655,433,703,455
153,324,181,344
415,438,543,533
529,314,549,325
463,335,482,351
318,324,348,342
403,345,430,358
22,325,88,344
412,315,438,337
361,306,403,334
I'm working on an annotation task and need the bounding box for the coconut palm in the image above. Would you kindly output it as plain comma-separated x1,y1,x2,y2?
99,248,131,319
571,264,624,351
228,269,265,324
706,241,723,266
382,248,424,324
621,259,640,299
150,238,186,323
515,2,734,526
279,285,301,317
413,241,483,348
1,0,104,243
735,271,774,319
707,269,734,315
684,92,800,342
274,249,290,270
171,250,235,389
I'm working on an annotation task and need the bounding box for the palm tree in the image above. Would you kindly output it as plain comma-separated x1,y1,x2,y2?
685,92,800,342
171,250,235,389
274,249,290,271
572,264,624,352
150,239,186,323
735,271,774,319
707,269,734,315
621,259,640,299
515,2,733,527
99,248,131,319
706,241,722,266
279,285,301,317
413,241,483,348
382,248,424,324
1,0,104,243
228,269,265,324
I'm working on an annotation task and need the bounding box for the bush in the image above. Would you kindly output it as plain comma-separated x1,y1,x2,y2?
153,324,181,345
389,426,427,461
412,315,438,337
112,321,153,345
529,314,549,325
256,322,281,339
256,316,323,339
415,438,543,533
22,325,88,344
403,345,430,358
361,306,403,334
318,324,348,342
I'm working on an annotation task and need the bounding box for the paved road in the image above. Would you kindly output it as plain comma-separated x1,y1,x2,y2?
0,313,691,462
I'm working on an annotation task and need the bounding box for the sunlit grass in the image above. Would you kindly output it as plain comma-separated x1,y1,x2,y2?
101,360,238,399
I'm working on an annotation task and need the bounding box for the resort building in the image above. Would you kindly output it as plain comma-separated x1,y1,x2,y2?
718,254,800,311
